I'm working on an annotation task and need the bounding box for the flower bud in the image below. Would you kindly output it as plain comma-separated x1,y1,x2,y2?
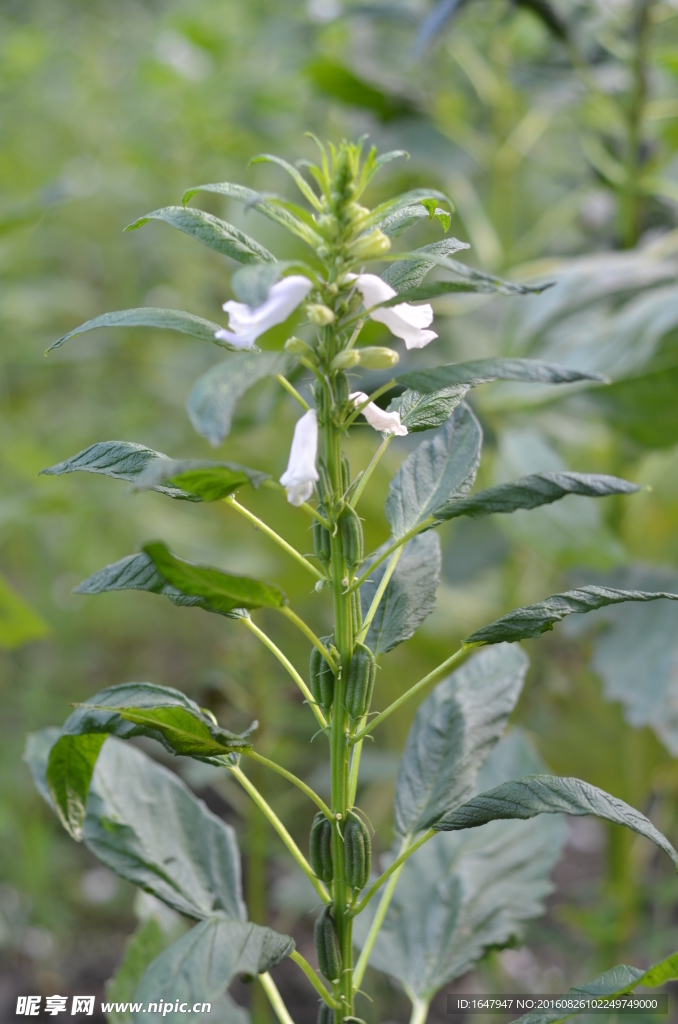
284,336,315,356
306,304,336,326
348,229,391,260
330,350,361,371
355,346,399,369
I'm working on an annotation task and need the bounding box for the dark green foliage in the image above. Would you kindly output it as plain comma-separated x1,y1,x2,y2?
345,643,376,720
343,812,371,890
309,811,334,885
315,906,342,982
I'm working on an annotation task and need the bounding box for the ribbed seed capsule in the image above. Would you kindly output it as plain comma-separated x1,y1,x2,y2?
309,811,334,885
313,505,331,566
351,589,363,635
310,637,335,713
345,642,376,720
315,459,332,504
317,1003,334,1024
315,906,342,982
333,371,348,409
340,451,351,493
344,811,371,890
339,505,363,570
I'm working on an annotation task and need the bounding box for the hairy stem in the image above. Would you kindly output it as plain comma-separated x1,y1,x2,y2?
349,434,393,509
290,950,342,1008
259,973,296,1024
241,616,327,730
243,749,333,818
357,546,404,642
276,374,310,410
224,496,323,581
229,764,330,903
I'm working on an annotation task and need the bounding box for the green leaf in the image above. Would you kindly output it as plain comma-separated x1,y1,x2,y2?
46,733,107,840
125,207,276,265
40,441,199,501
84,738,247,920
465,586,678,645
433,775,678,865
355,731,566,1001
593,365,678,449
397,358,606,394
381,240,470,292
105,918,175,1023
385,403,482,538
23,727,61,809
134,458,268,502
382,252,550,297
441,472,639,521
395,644,529,834
143,541,286,615
360,533,441,655
74,552,246,619
181,181,322,247
362,188,453,234
387,385,469,433
511,952,678,1024
304,60,418,123
0,573,51,649
250,153,323,211
187,352,297,446
230,263,282,306
47,308,230,353
134,914,293,1023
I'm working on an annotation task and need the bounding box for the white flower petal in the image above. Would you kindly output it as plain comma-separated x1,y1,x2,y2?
347,273,437,350
347,272,397,308
280,408,320,506
220,275,313,347
350,392,408,437
213,329,256,350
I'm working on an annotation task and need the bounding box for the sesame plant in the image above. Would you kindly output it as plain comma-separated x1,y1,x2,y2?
26,141,678,1024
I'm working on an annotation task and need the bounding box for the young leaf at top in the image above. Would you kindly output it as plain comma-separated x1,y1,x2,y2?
361,188,453,234
40,441,199,501
134,914,294,1022
381,239,471,293
360,532,442,655
181,180,323,247
465,586,678,645
143,541,286,615
85,739,247,920
441,472,639,521
187,352,297,446
134,458,269,502
355,731,566,1003
512,950,678,1024
434,775,678,866
387,385,469,433
385,402,482,538
395,644,529,835
74,552,246,619
397,358,606,395
378,204,451,239
250,153,323,211
47,308,231,354
125,207,276,265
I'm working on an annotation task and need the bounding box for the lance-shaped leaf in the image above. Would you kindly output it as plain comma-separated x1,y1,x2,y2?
433,775,678,866
134,458,268,502
126,207,275,265
40,441,198,501
361,188,453,234
442,472,639,522
48,308,232,353
465,586,678,645
74,552,245,619
360,532,441,656
383,254,549,298
512,951,678,1024
134,914,293,1022
395,644,529,835
397,358,606,395
387,385,469,433
143,541,286,615
45,683,253,837
379,204,451,239
385,403,482,538
86,738,247,920
181,181,322,247
381,239,470,292
356,731,566,1002
187,351,296,446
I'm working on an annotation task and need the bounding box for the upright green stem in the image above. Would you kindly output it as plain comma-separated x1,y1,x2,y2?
349,434,393,510
259,973,296,1024
224,496,323,581
408,995,431,1024
243,748,332,818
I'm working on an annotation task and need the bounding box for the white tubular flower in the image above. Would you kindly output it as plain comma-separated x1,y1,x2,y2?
350,392,408,437
348,273,437,350
215,275,313,349
280,408,320,506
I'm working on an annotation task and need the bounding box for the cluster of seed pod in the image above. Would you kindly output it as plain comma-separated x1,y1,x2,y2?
309,810,371,893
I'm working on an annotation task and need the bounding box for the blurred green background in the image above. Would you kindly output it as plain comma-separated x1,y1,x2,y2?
2,0,678,1020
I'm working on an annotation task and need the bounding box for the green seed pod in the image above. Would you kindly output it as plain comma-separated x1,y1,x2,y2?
317,1002,335,1024
315,905,342,982
310,636,335,712
345,642,376,719
315,458,331,504
309,811,334,886
340,451,351,492
339,505,363,570
333,371,348,409
344,811,371,890
351,589,362,635
313,505,331,566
